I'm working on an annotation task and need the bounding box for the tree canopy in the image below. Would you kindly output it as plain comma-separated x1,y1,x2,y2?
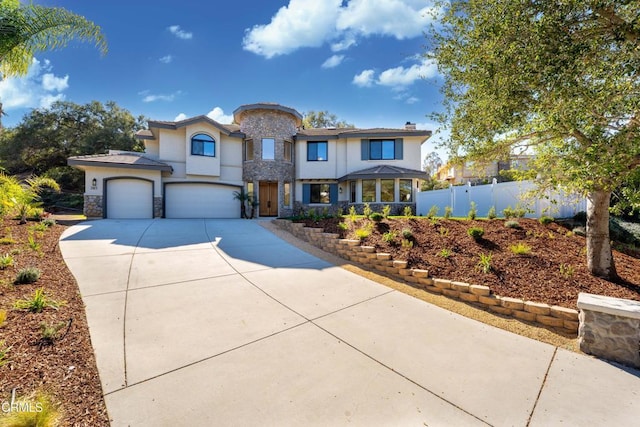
0,101,145,190
302,110,354,129
429,0,640,279
0,0,106,77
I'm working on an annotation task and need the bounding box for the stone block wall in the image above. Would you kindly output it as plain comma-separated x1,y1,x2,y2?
84,195,103,217
273,219,579,334
154,197,163,218
578,293,640,368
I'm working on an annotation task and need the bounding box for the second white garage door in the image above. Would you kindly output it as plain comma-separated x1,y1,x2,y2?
164,183,239,218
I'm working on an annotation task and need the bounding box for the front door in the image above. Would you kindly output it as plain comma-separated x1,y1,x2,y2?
259,182,278,216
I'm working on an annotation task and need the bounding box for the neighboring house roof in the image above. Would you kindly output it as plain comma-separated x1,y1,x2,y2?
67,153,173,172
338,165,428,182
296,127,432,141
233,102,303,125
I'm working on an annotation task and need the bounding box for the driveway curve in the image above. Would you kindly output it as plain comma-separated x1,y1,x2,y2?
60,219,640,426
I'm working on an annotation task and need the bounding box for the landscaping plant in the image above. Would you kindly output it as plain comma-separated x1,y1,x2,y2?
0,253,13,270
509,242,532,255
363,203,372,218
467,201,477,220
403,205,412,218
382,205,391,219
487,206,497,219
14,267,41,285
0,391,63,427
467,226,484,241
477,252,493,273
0,340,11,367
443,206,452,219
427,205,439,219
13,288,63,312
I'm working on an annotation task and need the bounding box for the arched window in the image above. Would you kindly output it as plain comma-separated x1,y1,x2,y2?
191,133,215,157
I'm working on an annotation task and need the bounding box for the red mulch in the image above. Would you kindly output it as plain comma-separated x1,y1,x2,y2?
0,218,109,426
297,217,640,309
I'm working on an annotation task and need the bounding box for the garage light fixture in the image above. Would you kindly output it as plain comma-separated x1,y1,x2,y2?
91,178,97,189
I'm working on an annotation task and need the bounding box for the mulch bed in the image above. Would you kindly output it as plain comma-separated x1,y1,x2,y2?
0,218,109,426
296,217,640,309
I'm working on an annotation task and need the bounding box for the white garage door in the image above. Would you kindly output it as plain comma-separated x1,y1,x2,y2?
106,179,153,219
164,183,238,218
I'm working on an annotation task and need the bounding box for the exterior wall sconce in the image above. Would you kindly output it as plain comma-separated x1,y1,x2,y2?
91,178,97,190
339,186,343,193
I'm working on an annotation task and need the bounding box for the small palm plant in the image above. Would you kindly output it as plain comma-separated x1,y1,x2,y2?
232,189,250,219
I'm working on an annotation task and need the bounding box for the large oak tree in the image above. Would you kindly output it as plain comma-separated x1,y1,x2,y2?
429,0,640,279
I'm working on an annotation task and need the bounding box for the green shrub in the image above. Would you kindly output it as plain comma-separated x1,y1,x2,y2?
348,206,357,221
467,227,485,241
401,228,413,239
0,253,13,270
363,203,372,218
467,201,477,220
403,205,413,218
29,222,48,233
401,239,414,248
476,252,493,273
27,234,42,253
382,231,397,243
382,205,391,219
438,248,452,258
573,226,587,237
505,220,521,229
40,321,68,343
14,267,41,285
370,212,384,222
560,263,575,278
502,206,515,219
0,237,16,245
337,222,348,231
13,288,63,312
487,206,497,219
438,226,450,237
443,206,452,219
0,309,6,327
539,216,554,225
355,227,371,240
509,242,532,255
426,205,439,219
514,206,527,218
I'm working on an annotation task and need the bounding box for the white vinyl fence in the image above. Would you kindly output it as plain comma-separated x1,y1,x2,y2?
416,180,586,218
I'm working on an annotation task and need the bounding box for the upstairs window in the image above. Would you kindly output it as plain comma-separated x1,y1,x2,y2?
262,138,275,160
307,141,328,161
244,139,254,161
361,138,403,160
191,134,215,157
284,141,293,162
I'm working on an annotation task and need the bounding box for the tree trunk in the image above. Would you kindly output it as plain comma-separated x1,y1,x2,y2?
586,190,617,280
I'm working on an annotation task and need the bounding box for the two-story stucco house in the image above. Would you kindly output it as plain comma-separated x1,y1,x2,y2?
68,103,431,219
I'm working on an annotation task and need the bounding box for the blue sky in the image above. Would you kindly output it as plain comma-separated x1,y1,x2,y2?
1,0,447,161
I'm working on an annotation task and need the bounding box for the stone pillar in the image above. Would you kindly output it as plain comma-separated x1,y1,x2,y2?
153,197,163,218
83,194,103,218
577,293,640,368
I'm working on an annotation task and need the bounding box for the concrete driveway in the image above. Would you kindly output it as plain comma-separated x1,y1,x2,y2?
60,219,640,426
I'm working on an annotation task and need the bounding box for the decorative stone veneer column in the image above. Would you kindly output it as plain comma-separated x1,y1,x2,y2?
83,194,103,217
153,197,163,218
237,107,297,217
578,293,640,368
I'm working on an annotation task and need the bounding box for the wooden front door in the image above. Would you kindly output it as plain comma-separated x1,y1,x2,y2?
259,182,278,216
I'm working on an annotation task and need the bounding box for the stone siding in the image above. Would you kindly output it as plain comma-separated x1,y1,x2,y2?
578,293,640,368
84,195,103,217
273,219,579,334
154,197,163,218
239,109,296,217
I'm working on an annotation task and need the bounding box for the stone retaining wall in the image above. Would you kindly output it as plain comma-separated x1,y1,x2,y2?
273,219,579,334
577,293,640,368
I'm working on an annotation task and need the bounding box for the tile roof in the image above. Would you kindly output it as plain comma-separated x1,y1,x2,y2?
338,165,428,182
67,153,173,172
295,127,432,140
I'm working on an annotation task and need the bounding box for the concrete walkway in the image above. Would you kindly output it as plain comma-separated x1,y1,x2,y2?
60,219,640,426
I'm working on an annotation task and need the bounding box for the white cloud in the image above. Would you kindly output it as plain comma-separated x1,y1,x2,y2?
337,0,435,39
174,113,188,121
321,54,345,69
242,0,342,58
168,25,193,40
406,96,420,104
206,107,233,124
0,58,69,110
159,55,173,64
243,0,437,58
142,90,181,103
41,73,69,91
353,58,438,90
352,69,375,87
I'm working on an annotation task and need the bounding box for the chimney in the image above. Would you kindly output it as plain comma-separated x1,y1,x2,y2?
404,121,416,130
